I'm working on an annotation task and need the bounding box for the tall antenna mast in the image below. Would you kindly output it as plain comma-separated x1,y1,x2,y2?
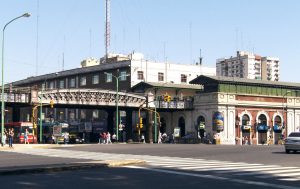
35,0,39,76
105,0,111,61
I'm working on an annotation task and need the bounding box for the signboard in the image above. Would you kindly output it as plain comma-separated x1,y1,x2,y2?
213,112,224,131
199,122,205,130
174,127,181,138
53,125,62,137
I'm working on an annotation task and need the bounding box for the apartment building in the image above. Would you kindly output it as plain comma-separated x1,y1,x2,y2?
216,51,280,81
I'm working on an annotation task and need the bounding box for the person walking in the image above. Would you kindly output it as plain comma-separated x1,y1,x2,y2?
106,132,111,144
158,132,162,144
8,128,14,148
24,128,29,144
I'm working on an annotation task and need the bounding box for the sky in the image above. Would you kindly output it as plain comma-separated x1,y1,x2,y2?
1,0,300,83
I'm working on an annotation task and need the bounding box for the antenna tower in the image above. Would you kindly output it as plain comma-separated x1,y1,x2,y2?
105,0,111,60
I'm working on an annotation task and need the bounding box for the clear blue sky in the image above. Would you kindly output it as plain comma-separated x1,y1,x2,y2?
1,0,300,83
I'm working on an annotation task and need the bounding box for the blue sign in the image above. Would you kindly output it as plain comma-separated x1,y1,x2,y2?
273,124,282,133
213,112,224,131
257,124,269,132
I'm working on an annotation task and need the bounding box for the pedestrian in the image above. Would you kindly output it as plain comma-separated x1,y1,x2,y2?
8,128,14,148
64,132,69,144
245,136,249,145
106,132,111,144
141,134,145,143
2,129,7,146
103,132,107,144
99,132,103,144
158,132,162,144
112,133,116,143
24,128,29,144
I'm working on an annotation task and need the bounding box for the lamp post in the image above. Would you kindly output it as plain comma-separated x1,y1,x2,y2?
1,13,30,146
282,90,292,130
39,81,46,143
104,72,129,142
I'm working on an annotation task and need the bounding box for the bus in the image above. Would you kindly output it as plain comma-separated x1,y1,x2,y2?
4,122,37,144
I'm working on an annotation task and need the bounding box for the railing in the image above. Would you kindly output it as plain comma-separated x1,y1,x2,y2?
1,93,31,103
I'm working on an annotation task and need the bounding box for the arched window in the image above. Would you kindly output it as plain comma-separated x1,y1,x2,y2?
258,114,267,125
242,114,250,125
274,116,282,126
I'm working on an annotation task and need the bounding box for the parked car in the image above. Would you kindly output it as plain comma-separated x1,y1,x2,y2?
284,132,300,153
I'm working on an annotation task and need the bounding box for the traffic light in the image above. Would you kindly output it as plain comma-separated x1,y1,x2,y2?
50,100,54,108
164,95,171,102
139,117,143,128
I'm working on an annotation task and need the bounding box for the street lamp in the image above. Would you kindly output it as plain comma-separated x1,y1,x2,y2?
104,72,130,142
1,13,31,146
282,90,292,130
39,81,47,143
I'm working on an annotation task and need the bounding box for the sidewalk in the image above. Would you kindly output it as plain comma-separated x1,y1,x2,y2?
0,144,146,175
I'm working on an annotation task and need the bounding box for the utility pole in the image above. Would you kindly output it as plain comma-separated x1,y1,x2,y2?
105,0,110,61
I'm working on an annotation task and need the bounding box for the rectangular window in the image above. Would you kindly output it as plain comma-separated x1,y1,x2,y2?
49,81,54,89
137,71,144,80
92,75,99,84
158,72,164,82
92,110,99,119
181,74,187,83
106,73,112,82
80,109,86,119
69,78,76,88
80,76,86,86
59,80,64,89
120,71,127,81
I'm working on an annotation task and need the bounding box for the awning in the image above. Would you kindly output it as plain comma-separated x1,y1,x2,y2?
257,125,269,132
273,125,283,133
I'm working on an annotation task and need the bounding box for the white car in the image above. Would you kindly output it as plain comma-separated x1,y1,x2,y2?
285,132,300,153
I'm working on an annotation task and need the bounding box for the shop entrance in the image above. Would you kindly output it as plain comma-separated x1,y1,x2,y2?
257,114,268,145
273,115,283,144
178,117,185,137
241,114,251,145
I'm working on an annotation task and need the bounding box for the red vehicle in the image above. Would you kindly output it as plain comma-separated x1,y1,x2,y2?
4,122,37,144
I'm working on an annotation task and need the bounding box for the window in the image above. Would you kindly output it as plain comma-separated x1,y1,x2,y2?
93,110,99,119
92,75,99,84
181,74,187,83
69,78,76,88
106,73,112,82
42,83,46,90
49,81,54,89
120,71,128,81
158,72,164,82
80,76,86,86
137,71,144,80
59,80,64,89
80,109,86,120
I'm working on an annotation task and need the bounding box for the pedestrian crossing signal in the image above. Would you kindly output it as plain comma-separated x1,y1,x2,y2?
164,95,171,102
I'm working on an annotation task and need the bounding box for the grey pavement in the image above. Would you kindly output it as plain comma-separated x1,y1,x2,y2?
0,144,145,175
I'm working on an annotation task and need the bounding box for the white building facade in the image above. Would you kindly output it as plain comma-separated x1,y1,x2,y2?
216,51,280,81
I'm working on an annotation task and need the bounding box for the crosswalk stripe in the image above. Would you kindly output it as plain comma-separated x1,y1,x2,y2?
7,148,300,182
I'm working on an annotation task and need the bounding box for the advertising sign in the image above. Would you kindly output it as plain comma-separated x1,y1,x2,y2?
174,127,181,138
53,125,62,137
213,112,224,131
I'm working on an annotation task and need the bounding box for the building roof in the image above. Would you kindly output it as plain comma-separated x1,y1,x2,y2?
12,61,131,86
190,75,300,89
132,81,203,90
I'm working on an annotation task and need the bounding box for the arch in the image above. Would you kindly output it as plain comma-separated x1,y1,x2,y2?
273,113,283,126
239,111,253,125
256,111,270,124
241,114,250,125
178,116,185,137
258,114,267,125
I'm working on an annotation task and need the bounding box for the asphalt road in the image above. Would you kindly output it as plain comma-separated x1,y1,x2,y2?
0,167,287,189
1,144,300,189
58,144,300,167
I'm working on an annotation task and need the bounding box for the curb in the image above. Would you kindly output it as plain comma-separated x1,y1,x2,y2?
0,160,146,176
